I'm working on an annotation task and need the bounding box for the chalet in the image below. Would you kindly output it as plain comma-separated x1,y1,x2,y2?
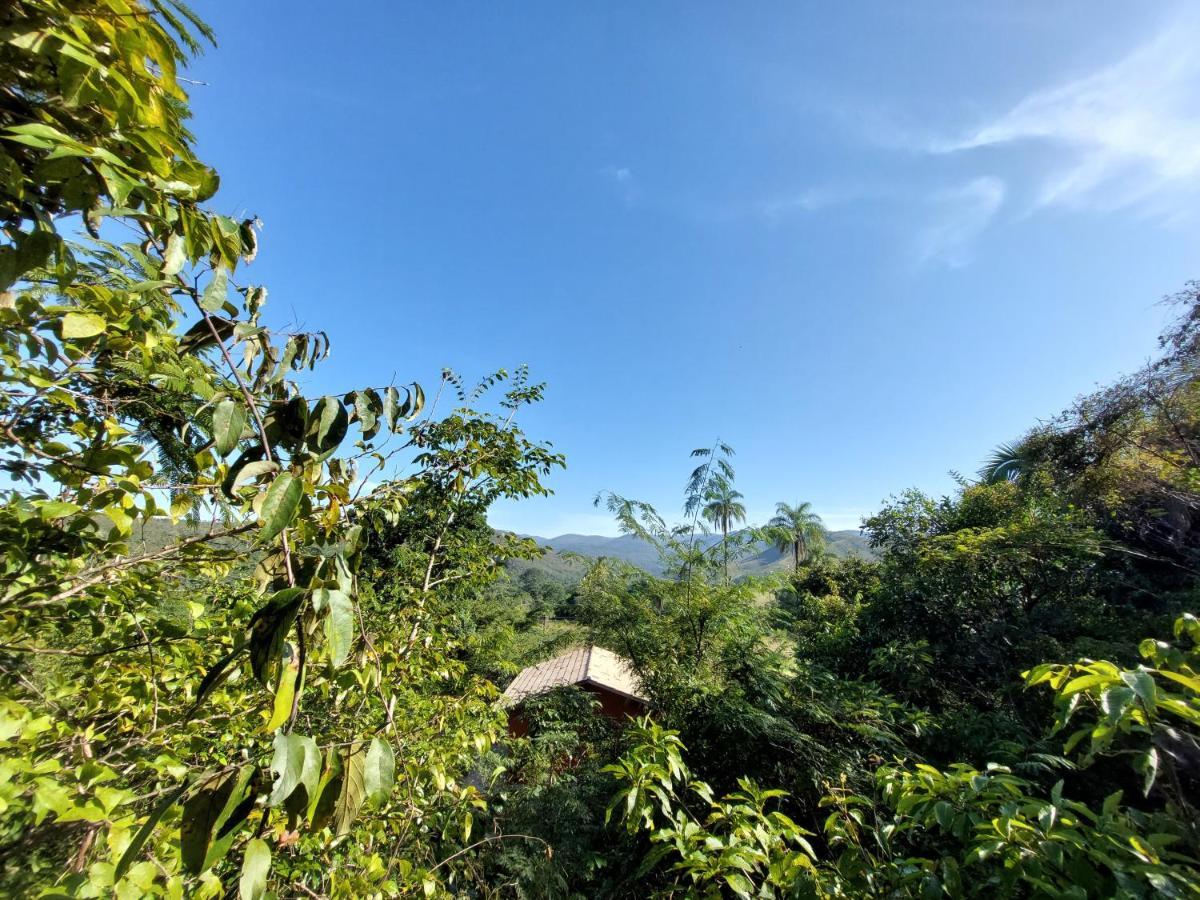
502,645,649,736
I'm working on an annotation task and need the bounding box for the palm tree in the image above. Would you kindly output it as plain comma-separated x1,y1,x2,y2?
768,501,825,573
702,483,747,579
977,441,1031,485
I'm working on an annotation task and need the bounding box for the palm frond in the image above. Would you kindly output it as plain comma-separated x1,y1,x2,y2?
978,441,1028,484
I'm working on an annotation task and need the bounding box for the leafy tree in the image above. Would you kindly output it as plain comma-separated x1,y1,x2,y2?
473,687,644,898
605,718,821,898
0,4,562,896
609,616,1200,898
767,500,826,573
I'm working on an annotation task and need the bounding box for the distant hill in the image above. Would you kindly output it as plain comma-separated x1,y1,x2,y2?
521,529,873,578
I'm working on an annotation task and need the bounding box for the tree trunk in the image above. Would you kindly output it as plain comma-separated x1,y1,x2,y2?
723,519,729,581
793,540,800,574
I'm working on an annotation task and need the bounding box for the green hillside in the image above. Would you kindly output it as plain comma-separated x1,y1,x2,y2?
517,528,872,580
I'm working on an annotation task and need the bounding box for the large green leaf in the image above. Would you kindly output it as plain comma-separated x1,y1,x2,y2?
200,265,228,312
334,744,367,836
364,737,395,808
212,397,247,457
203,766,260,873
382,385,415,431
354,388,382,439
322,588,354,667
267,731,321,808
308,396,348,455
308,751,344,831
258,472,302,543
114,781,189,880
247,588,304,686
238,838,270,900
222,453,277,499
181,767,256,875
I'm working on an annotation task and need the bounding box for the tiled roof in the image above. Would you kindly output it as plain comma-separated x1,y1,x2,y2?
502,646,648,706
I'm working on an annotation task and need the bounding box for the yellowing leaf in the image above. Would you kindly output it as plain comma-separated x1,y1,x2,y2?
162,232,186,276
61,312,106,339
264,655,299,733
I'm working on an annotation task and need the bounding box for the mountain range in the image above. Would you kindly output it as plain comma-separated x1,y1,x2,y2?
520,529,873,578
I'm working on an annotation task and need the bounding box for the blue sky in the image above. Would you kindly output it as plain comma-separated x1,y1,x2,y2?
187,2,1200,536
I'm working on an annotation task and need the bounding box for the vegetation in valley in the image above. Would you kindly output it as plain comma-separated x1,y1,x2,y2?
0,3,1198,898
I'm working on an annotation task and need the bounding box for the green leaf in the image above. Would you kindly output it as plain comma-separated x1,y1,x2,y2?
334,744,367,836
114,781,189,880
248,589,304,686
212,398,247,457
189,638,248,717
1137,748,1160,796
239,838,270,900
308,751,344,830
162,232,185,276
264,652,299,733
364,737,395,807
1060,673,1111,696
1158,669,1200,695
258,472,302,543
724,873,754,898
933,801,954,830
1100,685,1135,723
222,454,277,499
1121,669,1158,713
268,731,321,808
203,766,259,872
61,311,106,339
182,768,256,875
323,588,354,667
200,266,228,312
355,388,381,437
308,396,348,455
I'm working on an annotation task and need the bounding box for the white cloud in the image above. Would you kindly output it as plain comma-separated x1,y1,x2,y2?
913,176,1006,268
758,183,887,222
600,165,638,206
935,10,1200,216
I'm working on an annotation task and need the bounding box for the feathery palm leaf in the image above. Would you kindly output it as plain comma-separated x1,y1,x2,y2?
978,441,1030,484
767,501,825,572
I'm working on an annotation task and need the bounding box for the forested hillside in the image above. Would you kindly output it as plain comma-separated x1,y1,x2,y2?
1,4,1198,899
527,529,872,577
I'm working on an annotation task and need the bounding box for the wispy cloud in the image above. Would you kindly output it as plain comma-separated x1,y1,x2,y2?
913,176,1006,268
935,10,1200,217
757,177,1005,269
600,165,638,206
758,184,887,222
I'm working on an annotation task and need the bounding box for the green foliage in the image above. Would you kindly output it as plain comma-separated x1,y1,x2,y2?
469,687,641,898
609,618,1200,898
1026,612,1200,805
606,718,820,899
0,3,563,895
